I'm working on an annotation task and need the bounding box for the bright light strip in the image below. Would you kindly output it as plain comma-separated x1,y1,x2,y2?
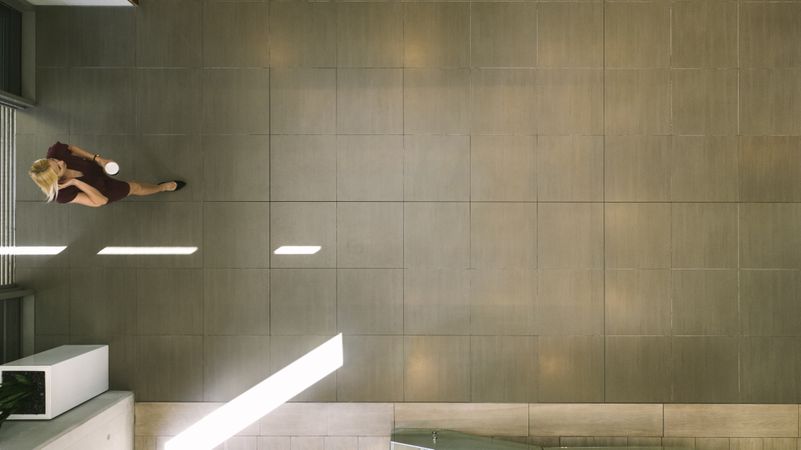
97,246,198,255
274,245,321,255
0,246,67,255
165,333,344,450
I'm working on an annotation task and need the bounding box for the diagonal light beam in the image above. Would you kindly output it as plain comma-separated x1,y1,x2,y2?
165,333,344,450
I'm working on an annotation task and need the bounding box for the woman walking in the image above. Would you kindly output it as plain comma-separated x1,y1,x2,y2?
29,141,185,207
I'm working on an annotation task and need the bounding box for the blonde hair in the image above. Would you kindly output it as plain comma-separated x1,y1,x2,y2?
29,159,59,202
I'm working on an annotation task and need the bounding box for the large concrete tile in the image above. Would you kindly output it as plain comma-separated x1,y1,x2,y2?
202,1,269,68
337,336,404,401
470,269,537,335
337,269,403,335
605,336,671,402
672,203,738,269
69,267,137,337
72,7,135,67
740,69,801,136
537,2,602,68
270,269,336,336
740,203,801,269
337,203,403,268
203,135,270,202
672,336,740,403
270,135,336,201
604,2,669,67
671,136,738,202
471,135,537,202
71,68,135,135
739,137,801,202
204,335,270,402
16,267,70,335
136,268,203,335
740,270,801,336
535,69,603,135
740,3,801,68
336,135,403,201
404,336,470,402
536,270,603,335
471,203,537,269
537,136,603,202
136,69,201,134
604,69,671,135
403,69,469,134
470,3,538,68
204,269,270,336
403,269,470,335
740,337,801,403
538,203,603,269
270,69,336,134
204,202,270,269
404,203,469,269
605,135,671,202
672,69,738,135
35,7,73,68
136,0,201,67
135,335,203,402
605,270,671,336
536,335,604,402
470,336,537,402
605,203,671,269
671,1,737,68
337,3,403,68
404,3,469,68
470,69,537,134
201,68,270,134
269,2,336,68
270,202,336,268
404,135,470,201
672,270,739,336
269,336,336,402
337,69,403,134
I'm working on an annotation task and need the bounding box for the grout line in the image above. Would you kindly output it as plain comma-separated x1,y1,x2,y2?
602,0,607,403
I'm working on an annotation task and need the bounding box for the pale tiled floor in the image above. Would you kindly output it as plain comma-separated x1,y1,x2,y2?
14,0,801,403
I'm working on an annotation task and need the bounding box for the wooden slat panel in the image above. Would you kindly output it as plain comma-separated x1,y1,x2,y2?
664,405,799,437
529,404,663,436
394,403,529,436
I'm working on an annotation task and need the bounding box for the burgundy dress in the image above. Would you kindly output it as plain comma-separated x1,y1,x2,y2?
47,142,130,204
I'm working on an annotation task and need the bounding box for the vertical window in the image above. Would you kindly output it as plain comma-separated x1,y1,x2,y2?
0,1,22,97
0,104,12,287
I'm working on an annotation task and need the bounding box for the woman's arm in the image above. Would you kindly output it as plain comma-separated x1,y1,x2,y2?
66,144,112,168
60,179,108,206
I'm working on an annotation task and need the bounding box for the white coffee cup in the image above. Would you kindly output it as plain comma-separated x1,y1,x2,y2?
104,161,120,176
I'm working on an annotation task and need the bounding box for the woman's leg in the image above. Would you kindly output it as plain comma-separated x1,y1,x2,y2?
127,181,176,197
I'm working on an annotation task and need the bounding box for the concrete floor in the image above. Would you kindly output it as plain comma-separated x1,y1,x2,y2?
13,0,801,403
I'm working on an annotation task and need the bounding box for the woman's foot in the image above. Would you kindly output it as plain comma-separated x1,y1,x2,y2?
159,181,177,192
159,180,186,192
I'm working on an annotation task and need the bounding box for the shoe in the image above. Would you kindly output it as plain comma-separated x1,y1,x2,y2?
160,180,186,192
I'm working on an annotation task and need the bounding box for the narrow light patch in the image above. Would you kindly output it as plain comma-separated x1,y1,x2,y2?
274,245,321,255
0,246,66,255
165,334,343,450
97,246,198,255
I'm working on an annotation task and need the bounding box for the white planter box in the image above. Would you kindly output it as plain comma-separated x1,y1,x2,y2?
0,345,109,420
